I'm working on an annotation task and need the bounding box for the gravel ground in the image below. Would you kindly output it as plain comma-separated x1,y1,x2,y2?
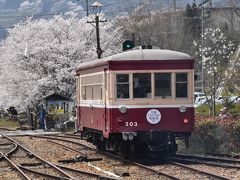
1,134,239,180
11,136,166,179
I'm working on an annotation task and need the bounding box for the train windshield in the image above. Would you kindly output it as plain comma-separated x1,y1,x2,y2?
133,73,151,98
115,72,189,100
116,74,130,99
176,73,188,98
155,73,171,97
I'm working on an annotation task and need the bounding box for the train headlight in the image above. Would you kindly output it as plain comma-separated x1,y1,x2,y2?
179,106,186,113
119,106,127,114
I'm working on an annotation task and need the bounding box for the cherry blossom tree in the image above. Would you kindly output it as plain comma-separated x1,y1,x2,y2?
194,27,237,116
0,12,122,110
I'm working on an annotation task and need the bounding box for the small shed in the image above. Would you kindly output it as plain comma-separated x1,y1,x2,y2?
43,93,70,114
38,92,70,129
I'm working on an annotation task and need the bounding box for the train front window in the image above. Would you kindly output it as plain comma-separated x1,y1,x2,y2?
116,74,129,99
133,73,151,98
176,73,188,98
155,73,171,97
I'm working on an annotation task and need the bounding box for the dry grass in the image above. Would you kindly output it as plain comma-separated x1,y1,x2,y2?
0,118,19,129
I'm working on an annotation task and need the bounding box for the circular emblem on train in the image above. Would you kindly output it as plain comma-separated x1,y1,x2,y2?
146,109,161,124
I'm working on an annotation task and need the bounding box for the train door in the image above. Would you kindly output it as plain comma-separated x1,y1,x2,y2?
103,68,109,135
76,75,81,131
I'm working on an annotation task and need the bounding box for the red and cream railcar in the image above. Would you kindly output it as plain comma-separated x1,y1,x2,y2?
76,49,194,153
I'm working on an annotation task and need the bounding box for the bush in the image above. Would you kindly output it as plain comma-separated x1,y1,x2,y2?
229,104,240,117
18,112,27,119
184,116,240,155
220,119,240,152
231,123,240,151
196,104,240,117
195,105,210,116
189,120,228,154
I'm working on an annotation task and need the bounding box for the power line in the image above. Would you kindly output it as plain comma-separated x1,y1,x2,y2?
2,0,60,15
0,2,86,28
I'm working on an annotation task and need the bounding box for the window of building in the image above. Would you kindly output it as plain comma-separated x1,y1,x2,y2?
116,74,129,99
133,73,151,98
176,73,188,98
155,73,171,97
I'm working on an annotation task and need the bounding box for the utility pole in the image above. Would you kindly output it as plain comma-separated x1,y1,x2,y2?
173,0,176,11
87,1,106,59
198,0,212,93
77,0,90,16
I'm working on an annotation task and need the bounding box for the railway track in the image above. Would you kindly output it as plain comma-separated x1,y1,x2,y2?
26,133,240,180
28,134,174,179
169,153,240,179
0,132,75,179
0,132,118,179
2,130,239,179
173,153,240,168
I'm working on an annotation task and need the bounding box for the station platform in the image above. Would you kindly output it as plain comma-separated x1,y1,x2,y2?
0,129,61,136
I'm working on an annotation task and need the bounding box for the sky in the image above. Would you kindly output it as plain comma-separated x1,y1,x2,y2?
0,0,86,39
0,0,234,40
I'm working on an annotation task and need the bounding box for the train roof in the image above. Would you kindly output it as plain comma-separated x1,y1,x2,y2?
76,49,193,71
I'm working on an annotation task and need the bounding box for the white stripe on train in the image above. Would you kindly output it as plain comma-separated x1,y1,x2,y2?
78,103,194,108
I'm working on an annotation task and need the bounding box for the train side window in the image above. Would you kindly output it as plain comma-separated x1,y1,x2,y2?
176,73,188,98
116,74,129,99
81,86,86,100
86,86,93,100
133,73,151,98
155,73,171,97
93,85,102,100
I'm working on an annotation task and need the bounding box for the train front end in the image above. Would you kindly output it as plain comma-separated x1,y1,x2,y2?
106,50,195,153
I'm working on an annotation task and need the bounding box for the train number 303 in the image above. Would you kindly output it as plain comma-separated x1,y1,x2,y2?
125,122,138,127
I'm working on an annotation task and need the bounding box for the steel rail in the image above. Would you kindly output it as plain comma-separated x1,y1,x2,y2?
0,141,18,161
132,161,180,180
0,152,31,180
47,140,121,179
176,153,240,164
47,134,82,140
29,134,93,151
47,139,86,155
171,161,231,180
171,157,240,169
56,164,119,180
31,134,180,180
29,134,238,180
18,165,71,180
6,142,18,156
206,153,240,159
64,133,80,137
0,132,77,180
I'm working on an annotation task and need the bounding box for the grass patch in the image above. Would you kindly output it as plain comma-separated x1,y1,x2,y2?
0,118,19,129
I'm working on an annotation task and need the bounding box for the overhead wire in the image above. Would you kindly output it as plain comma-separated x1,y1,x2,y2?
1,0,61,15
0,0,83,26
0,0,188,30
0,0,64,28
0,1,85,29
